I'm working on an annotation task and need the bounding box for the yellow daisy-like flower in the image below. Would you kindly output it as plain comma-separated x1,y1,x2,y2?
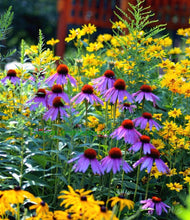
3,186,35,204
184,176,190,184
46,38,60,46
53,210,74,220
168,108,182,118
29,197,49,217
153,113,163,121
179,168,190,176
168,47,182,55
95,123,105,133
86,42,104,52
166,182,183,192
82,23,96,35
112,21,126,30
148,165,163,179
108,194,134,211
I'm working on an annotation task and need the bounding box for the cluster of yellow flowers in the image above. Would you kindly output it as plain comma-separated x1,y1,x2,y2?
0,186,134,220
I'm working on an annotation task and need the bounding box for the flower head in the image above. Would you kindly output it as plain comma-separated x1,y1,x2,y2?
110,119,141,144
26,88,48,111
103,79,133,103
71,84,103,105
68,148,104,175
101,147,133,174
92,70,116,94
29,197,49,218
45,64,77,87
1,69,21,85
119,102,136,113
128,135,156,154
133,148,170,173
109,194,134,211
133,84,160,107
47,84,70,105
43,97,70,121
133,112,162,130
140,196,170,215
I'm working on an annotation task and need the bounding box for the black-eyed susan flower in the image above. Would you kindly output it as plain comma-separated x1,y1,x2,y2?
29,197,49,218
166,182,183,192
109,194,134,211
3,186,35,204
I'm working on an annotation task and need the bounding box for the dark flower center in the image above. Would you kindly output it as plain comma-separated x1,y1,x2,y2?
114,79,126,90
52,84,63,93
67,214,72,219
152,196,162,203
147,148,160,158
7,69,17,77
53,97,64,107
14,186,21,191
140,85,152,92
100,206,107,213
142,112,152,119
81,196,87,201
36,89,46,97
56,64,69,75
123,103,131,107
104,70,115,79
84,148,97,159
109,147,122,159
40,201,46,206
140,135,150,143
118,194,125,199
121,119,134,129
81,85,94,94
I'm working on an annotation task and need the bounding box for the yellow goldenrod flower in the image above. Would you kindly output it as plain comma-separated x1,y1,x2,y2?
46,38,60,46
168,108,182,118
108,194,134,211
166,182,183,192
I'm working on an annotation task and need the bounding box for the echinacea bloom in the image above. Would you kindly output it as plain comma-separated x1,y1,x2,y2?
43,97,70,121
71,84,103,105
140,196,170,215
109,194,134,211
104,79,133,103
29,197,49,218
68,148,104,175
110,119,141,144
133,148,170,173
1,69,20,85
133,112,161,130
101,147,133,174
133,84,160,107
45,64,77,87
119,102,136,113
128,135,156,154
47,84,70,105
26,88,48,111
92,69,116,94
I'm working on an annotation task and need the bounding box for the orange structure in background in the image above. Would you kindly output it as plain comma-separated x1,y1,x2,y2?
56,0,190,58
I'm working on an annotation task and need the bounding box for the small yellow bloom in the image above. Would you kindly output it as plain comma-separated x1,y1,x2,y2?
153,113,163,121
166,182,183,192
168,108,182,118
109,194,134,211
184,176,190,184
46,38,60,46
82,23,96,35
29,197,49,217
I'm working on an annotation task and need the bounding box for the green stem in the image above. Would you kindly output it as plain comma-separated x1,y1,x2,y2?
145,173,150,200
106,172,113,206
133,148,142,201
121,145,127,190
85,100,88,143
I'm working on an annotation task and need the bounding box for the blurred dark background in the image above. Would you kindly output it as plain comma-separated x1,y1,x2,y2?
0,0,58,50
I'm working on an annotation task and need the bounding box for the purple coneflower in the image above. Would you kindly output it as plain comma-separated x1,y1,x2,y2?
140,196,170,215
101,147,133,174
43,97,69,121
133,85,160,107
26,88,48,111
133,148,170,173
92,70,116,94
119,102,136,114
47,84,70,105
68,148,103,175
133,112,161,130
128,135,156,154
1,69,20,85
103,79,133,104
71,84,103,105
45,64,77,87
110,119,141,144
